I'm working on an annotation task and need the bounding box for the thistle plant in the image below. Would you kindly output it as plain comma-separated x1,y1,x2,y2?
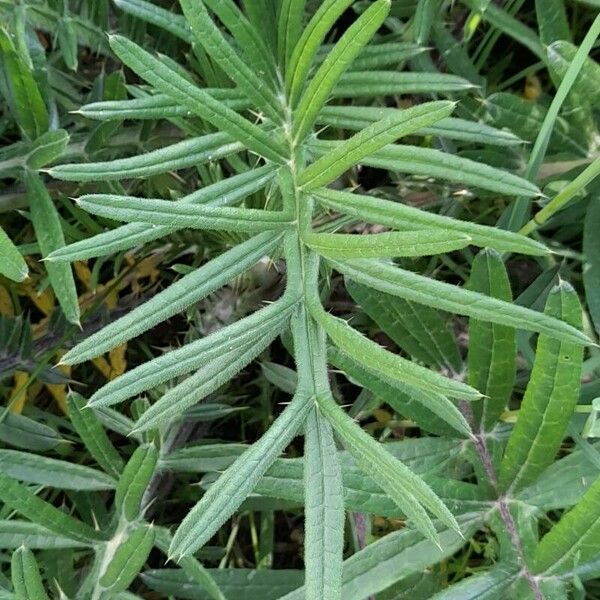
1,0,600,598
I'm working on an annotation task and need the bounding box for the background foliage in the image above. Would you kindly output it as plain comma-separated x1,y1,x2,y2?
1,0,600,598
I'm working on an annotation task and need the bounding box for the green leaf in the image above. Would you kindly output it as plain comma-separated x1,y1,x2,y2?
329,347,469,436
0,29,48,140
113,0,192,42
531,474,600,575
468,249,516,430
278,0,307,68
460,0,544,60
316,394,459,546
0,521,88,550
179,0,281,121
25,130,69,170
498,283,584,492
286,0,355,105
484,92,587,157
547,40,600,107
585,199,600,334
535,0,570,45
346,279,462,372
133,330,284,432
328,258,592,346
57,14,78,70
305,229,470,259
153,527,227,600
169,393,313,560
49,133,240,181
317,106,522,146
431,565,517,599
0,414,62,452
84,298,297,406
77,90,249,120
0,449,116,491
115,444,158,521
313,187,548,256
0,227,27,282
333,71,476,97
99,524,155,593
502,14,600,231
143,568,303,600
107,35,287,163
62,232,282,362
242,0,277,51
303,408,344,600
299,100,455,190
516,441,600,510
75,194,293,233
68,392,124,479
164,436,461,481
311,142,541,198
341,41,426,71
309,302,481,400
202,0,276,85
24,172,79,324
11,546,49,600
48,165,277,262
282,512,482,600
293,0,391,141
0,473,106,544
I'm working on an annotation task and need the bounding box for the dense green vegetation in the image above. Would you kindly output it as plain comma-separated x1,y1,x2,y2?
1,0,600,598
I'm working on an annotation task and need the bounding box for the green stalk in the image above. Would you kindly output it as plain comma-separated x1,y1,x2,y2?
520,155,600,236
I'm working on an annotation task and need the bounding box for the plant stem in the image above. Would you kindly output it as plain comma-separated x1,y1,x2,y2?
460,401,542,599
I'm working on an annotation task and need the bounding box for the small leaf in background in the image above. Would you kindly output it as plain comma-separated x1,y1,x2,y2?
346,279,462,372
0,29,49,140
11,546,50,600
25,172,79,324
532,473,600,576
0,226,27,282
